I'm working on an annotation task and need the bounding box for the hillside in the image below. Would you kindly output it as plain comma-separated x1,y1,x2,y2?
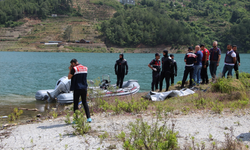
102,0,250,52
1,0,250,53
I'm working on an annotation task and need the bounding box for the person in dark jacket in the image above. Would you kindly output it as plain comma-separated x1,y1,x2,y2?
68,59,91,123
170,54,177,85
114,53,128,88
209,41,221,81
159,49,173,92
181,47,197,89
228,45,240,79
148,53,161,91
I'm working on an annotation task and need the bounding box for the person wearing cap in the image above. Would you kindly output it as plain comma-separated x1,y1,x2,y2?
170,54,177,85
180,47,197,88
193,45,203,86
228,45,240,79
114,53,128,88
209,41,221,81
148,53,161,91
159,49,173,92
200,44,210,84
68,59,92,123
222,44,236,77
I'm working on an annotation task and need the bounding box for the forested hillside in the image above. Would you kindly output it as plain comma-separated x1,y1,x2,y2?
101,0,250,52
1,0,250,52
0,0,76,27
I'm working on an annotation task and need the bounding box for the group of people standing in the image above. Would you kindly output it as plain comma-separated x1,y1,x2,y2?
67,42,240,122
148,41,240,91
148,50,177,91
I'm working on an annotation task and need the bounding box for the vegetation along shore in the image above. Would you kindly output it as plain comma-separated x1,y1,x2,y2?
1,73,250,149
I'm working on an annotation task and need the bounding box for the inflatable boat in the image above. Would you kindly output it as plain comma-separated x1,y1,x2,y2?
35,75,140,104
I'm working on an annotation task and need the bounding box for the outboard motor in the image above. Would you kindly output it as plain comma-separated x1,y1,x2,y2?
100,79,110,89
47,76,71,102
100,75,110,89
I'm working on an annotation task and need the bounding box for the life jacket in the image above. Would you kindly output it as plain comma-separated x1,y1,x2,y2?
70,64,88,90
73,64,88,75
185,52,196,66
151,59,161,72
224,50,234,64
210,47,220,61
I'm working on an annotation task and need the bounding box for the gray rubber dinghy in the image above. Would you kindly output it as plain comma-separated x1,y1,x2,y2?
35,75,140,104
35,76,71,102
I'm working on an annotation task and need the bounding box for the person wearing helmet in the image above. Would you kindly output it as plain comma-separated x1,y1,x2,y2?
148,53,161,91
159,49,173,92
114,53,128,88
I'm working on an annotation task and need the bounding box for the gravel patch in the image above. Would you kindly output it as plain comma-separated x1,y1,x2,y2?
1,111,250,149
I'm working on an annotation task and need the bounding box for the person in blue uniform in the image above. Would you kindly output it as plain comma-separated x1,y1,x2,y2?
181,47,197,89
148,53,161,91
159,49,173,92
68,59,91,123
114,53,128,88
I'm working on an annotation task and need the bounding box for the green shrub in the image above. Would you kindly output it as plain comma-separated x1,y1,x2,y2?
181,106,190,115
64,111,71,124
239,72,250,88
98,99,109,112
211,100,224,114
177,81,182,85
119,117,178,149
8,108,23,122
99,131,109,143
211,78,245,93
194,98,207,109
111,98,149,114
72,110,91,135
227,91,247,101
229,99,249,111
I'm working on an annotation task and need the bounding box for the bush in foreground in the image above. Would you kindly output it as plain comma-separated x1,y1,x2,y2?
117,107,178,150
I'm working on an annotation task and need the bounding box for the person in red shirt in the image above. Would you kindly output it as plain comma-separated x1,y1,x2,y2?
200,44,210,84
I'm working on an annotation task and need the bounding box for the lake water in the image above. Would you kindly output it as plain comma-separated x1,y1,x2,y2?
0,52,249,117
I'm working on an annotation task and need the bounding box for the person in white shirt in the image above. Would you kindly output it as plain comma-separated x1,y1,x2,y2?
222,44,236,78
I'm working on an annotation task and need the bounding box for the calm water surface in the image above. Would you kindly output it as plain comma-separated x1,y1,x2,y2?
0,52,249,117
